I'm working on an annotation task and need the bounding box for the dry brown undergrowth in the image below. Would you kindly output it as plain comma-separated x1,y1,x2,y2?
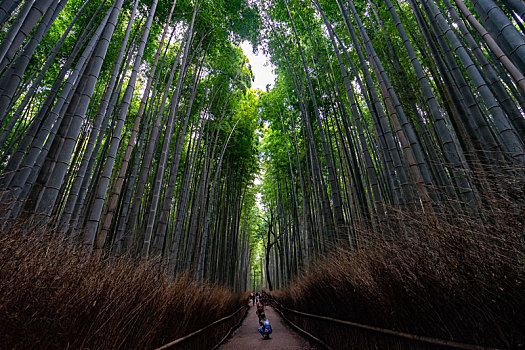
0,232,248,349
272,177,525,349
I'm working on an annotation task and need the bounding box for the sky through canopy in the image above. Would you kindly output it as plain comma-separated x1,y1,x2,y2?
240,41,276,91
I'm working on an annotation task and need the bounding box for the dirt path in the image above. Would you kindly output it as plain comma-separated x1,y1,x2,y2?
220,304,317,350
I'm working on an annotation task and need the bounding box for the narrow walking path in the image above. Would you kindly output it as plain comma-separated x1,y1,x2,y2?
220,304,317,349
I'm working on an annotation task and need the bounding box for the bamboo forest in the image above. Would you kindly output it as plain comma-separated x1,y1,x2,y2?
0,0,523,348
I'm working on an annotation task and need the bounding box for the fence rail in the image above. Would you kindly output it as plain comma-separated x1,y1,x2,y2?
271,299,499,350
154,304,248,350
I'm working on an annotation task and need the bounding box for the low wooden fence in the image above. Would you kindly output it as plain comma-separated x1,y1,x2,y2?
270,299,499,350
154,304,248,350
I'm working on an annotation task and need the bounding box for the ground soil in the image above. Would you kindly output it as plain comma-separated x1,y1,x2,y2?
220,303,318,350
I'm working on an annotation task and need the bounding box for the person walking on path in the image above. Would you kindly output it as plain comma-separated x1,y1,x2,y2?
256,299,265,320
220,303,317,349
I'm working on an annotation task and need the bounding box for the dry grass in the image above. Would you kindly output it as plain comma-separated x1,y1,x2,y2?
271,175,525,349
0,232,248,349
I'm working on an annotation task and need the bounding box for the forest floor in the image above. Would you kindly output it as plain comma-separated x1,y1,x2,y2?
220,304,317,350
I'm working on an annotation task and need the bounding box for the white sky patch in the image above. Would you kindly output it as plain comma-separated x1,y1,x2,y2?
255,192,263,210
240,41,276,91
253,176,264,210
